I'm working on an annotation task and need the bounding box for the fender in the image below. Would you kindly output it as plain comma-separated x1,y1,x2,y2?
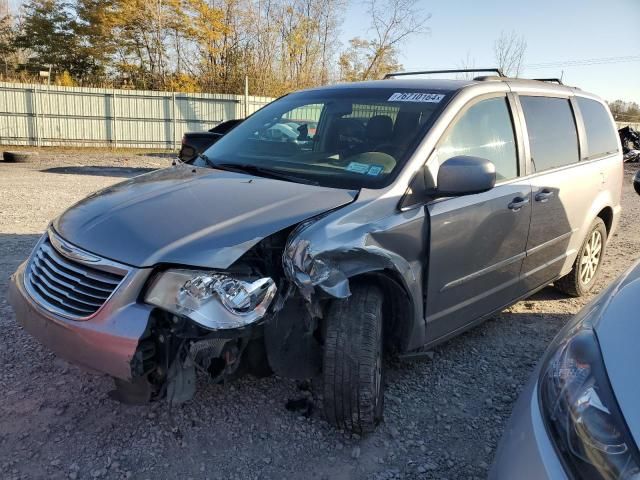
282,198,429,352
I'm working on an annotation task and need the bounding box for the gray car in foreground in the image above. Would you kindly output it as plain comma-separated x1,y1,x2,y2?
9,70,623,433
491,258,640,480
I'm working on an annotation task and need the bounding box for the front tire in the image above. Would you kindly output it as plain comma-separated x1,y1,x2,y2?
322,284,384,433
555,217,607,297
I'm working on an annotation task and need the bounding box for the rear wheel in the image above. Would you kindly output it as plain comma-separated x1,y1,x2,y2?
555,217,607,297
322,284,384,433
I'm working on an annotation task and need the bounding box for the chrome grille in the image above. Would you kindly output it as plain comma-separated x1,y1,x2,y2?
26,233,127,319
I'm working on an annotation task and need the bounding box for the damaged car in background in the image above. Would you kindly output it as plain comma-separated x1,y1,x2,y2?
619,125,640,163
9,70,622,433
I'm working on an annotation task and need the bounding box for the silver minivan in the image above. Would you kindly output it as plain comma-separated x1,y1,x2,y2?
8,70,622,433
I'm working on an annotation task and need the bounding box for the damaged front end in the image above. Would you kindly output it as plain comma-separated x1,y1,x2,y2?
121,230,298,405
280,199,428,355
121,199,426,405
282,205,422,309
122,308,269,405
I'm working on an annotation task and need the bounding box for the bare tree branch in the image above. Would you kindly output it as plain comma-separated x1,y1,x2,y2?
494,30,527,77
457,51,477,80
341,0,430,81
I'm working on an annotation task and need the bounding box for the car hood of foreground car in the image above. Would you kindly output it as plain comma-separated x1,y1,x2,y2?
53,165,357,268
593,260,640,448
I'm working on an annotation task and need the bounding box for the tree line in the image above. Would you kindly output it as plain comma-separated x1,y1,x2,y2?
609,100,640,124
0,0,429,96
4,1,634,116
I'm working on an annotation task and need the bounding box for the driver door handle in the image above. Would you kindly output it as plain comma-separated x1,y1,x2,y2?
535,189,554,203
508,196,529,211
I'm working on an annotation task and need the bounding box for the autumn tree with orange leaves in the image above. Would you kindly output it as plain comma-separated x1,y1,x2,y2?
6,0,429,96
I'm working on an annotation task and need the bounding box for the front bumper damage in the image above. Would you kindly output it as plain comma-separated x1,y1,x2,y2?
9,257,264,404
9,196,426,404
9,261,153,381
6,223,331,404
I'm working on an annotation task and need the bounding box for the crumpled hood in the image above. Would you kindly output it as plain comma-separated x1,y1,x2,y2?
53,165,357,268
592,260,640,448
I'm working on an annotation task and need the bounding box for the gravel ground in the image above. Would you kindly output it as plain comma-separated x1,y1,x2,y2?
1,151,639,480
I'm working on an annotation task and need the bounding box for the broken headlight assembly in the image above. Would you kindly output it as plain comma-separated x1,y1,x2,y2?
145,269,277,330
539,309,640,480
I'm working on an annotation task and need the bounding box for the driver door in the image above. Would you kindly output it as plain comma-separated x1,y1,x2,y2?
424,94,532,342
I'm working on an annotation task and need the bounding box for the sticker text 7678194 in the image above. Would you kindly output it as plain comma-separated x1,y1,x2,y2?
388,92,445,103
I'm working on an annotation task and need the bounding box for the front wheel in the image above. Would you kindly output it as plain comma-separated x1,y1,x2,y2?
555,217,607,297
322,284,384,433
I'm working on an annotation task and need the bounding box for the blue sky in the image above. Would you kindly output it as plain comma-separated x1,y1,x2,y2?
341,0,640,103
7,0,640,102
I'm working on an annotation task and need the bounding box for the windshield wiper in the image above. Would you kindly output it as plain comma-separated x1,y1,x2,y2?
213,162,320,186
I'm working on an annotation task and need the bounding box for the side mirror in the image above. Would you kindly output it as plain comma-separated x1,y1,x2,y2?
398,156,496,210
435,156,496,197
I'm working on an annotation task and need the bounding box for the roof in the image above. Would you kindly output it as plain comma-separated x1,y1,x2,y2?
300,78,476,93
292,76,601,102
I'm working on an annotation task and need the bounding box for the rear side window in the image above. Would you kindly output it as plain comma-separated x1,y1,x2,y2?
434,96,518,181
576,97,619,158
520,96,580,172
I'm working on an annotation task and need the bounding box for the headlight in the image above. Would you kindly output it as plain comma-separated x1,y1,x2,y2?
145,269,277,330
539,309,640,479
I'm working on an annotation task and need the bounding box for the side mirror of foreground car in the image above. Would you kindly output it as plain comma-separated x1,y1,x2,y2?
434,155,496,198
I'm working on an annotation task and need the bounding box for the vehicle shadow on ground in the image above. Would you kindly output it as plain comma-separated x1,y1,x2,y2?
527,285,568,302
41,166,158,178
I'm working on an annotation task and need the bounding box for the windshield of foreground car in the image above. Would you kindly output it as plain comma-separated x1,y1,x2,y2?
202,87,452,189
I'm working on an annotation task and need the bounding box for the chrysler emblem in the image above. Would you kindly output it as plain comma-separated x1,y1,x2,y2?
49,232,101,264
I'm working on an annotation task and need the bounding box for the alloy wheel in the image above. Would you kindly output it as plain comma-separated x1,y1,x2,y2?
580,230,602,285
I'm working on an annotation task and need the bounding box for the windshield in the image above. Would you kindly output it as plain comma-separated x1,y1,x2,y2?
202,87,451,189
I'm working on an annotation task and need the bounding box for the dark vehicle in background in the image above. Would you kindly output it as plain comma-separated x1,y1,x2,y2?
619,125,640,163
9,70,623,433
179,119,243,162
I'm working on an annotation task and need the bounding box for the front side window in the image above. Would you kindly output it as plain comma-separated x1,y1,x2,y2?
576,97,619,159
434,96,518,181
520,96,580,172
203,88,450,189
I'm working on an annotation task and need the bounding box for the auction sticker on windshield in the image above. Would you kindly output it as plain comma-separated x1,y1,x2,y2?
388,92,445,103
346,162,371,174
346,162,384,176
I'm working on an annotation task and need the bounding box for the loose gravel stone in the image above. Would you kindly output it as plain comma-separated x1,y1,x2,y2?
1,152,639,479
351,446,361,460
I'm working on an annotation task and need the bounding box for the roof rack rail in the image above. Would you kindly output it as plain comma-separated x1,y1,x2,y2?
532,78,564,85
384,68,505,79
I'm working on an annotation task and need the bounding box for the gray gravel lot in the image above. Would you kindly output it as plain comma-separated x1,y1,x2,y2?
1,151,639,480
